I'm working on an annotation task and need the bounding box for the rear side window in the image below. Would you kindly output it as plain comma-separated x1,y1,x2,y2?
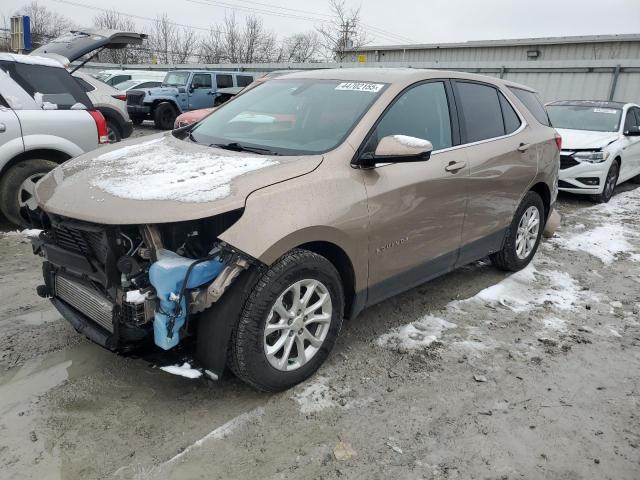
0,61,92,109
236,75,253,87
108,75,130,86
499,93,521,134
216,74,233,88
456,82,505,143
509,87,550,126
375,81,452,151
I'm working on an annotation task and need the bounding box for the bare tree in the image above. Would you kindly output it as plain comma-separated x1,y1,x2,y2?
15,1,74,48
281,31,321,63
199,27,225,64
315,0,369,61
148,14,197,64
92,10,145,64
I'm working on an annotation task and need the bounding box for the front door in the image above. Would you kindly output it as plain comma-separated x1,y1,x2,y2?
620,106,640,180
188,73,214,110
362,80,469,304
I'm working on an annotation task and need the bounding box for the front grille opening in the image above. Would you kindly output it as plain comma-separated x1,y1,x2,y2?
560,155,580,170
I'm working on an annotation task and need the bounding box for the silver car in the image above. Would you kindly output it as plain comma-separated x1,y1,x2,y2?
0,53,106,226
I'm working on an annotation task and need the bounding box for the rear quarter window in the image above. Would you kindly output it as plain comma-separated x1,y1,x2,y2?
0,61,92,110
216,74,233,88
508,87,550,126
236,75,253,87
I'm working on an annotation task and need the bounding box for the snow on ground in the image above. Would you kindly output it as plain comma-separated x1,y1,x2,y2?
292,376,337,414
377,315,456,351
2,229,42,239
79,135,277,203
159,362,202,379
553,223,633,264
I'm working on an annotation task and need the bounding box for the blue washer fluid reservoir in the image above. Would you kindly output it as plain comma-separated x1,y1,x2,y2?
149,249,224,350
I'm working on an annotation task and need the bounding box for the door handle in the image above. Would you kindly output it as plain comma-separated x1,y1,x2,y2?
0,123,5,133
517,142,530,152
445,161,466,173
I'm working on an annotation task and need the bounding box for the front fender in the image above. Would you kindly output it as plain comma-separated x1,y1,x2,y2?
147,96,182,113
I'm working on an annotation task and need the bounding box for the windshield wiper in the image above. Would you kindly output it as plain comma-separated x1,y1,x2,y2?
212,142,280,156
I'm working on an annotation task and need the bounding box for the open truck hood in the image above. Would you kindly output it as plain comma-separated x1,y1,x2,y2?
35,133,322,225
31,29,146,64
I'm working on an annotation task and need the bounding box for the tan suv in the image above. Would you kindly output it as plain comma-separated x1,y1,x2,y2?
31,69,559,391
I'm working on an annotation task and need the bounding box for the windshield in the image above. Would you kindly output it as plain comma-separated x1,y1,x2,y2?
163,71,190,87
114,79,138,90
189,79,387,155
547,105,622,132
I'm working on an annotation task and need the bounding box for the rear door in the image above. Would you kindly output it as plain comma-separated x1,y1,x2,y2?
362,80,469,304
621,106,640,180
451,80,537,266
188,73,214,110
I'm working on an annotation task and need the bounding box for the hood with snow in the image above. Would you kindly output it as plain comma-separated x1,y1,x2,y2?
555,128,620,150
35,133,322,225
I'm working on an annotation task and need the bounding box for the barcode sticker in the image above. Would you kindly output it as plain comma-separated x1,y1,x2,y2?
335,82,384,92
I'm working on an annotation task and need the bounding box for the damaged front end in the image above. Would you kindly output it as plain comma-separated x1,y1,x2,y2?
31,210,256,374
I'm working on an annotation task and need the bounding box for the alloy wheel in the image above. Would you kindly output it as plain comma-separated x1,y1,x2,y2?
263,279,332,371
18,172,46,211
515,206,540,260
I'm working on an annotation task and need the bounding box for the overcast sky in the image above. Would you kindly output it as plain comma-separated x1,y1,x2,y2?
3,0,640,45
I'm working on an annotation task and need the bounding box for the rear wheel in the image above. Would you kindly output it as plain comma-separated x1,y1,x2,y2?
228,249,344,392
491,191,544,272
590,161,619,203
153,103,177,130
106,120,122,143
0,159,57,227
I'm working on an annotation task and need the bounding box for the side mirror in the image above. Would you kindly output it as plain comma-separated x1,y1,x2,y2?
624,126,640,136
360,135,433,168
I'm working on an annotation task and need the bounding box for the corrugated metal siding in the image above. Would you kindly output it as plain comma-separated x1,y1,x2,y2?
612,72,640,103
503,72,615,102
350,41,640,63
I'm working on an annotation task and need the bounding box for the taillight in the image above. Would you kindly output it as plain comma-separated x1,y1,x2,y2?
554,133,562,151
88,110,109,144
112,94,127,102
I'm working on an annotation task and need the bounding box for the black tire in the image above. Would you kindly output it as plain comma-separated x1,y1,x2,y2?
153,102,177,130
131,116,144,126
0,159,57,227
228,249,344,392
106,120,122,143
590,160,619,203
490,191,545,272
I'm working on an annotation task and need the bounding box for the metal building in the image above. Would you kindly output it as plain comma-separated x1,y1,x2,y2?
343,34,640,103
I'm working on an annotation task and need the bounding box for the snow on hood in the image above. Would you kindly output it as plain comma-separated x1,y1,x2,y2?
555,128,619,150
36,133,323,224
88,136,276,203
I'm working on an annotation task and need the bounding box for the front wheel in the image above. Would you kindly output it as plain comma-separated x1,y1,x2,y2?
0,159,58,227
590,161,619,203
228,249,344,392
491,191,544,272
153,103,177,130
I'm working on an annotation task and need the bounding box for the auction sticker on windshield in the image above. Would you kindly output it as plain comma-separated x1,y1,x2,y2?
335,82,384,92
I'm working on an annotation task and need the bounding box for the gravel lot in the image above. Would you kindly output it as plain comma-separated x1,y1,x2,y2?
1,127,639,479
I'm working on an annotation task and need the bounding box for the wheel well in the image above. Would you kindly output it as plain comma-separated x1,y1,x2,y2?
152,100,178,113
530,182,551,219
96,107,122,135
1,149,71,176
614,155,622,166
297,241,356,319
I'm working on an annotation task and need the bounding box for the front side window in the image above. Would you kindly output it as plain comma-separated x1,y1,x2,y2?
163,71,190,87
216,74,233,88
623,107,639,132
191,73,212,89
374,81,452,151
509,87,550,126
0,61,92,109
547,105,622,132
190,79,387,155
456,82,505,143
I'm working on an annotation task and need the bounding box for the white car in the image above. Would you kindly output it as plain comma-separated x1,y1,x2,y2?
93,69,167,87
113,79,162,91
73,71,133,142
547,100,640,203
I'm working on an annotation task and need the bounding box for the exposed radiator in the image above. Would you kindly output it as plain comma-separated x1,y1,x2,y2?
55,275,114,333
